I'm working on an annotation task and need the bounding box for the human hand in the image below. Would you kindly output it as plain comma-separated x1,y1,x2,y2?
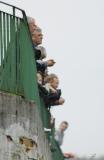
58,97,65,105
47,59,56,66
50,87,57,93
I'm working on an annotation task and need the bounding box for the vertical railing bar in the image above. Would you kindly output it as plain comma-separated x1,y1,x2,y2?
0,12,3,66
9,15,11,42
3,14,10,89
18,18,22,93
13,7,15,16
17,18,21,92
5,14,7,51
10,14,16,90
6,14,9,46
3,13,6,65
15,16,17,32
2,13,4,61
0,11,1,66
15,17,18,92
9,15,12,85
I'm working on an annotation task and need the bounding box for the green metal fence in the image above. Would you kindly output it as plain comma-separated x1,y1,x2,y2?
0,1,39,104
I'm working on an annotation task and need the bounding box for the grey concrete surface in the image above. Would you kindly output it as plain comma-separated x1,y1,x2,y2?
0,91,52,160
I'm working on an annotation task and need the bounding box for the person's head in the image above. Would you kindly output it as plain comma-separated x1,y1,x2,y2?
44,74,59,89
27,17,37,33
35,46,47,60
37,72,43,85
32,27,43,46
59,121,69,132
64,152,75,159
50,77,59,89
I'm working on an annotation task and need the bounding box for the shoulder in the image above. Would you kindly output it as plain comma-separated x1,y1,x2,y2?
55,129,61,134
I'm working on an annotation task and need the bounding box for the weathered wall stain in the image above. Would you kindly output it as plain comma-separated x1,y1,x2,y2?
0,92,52,160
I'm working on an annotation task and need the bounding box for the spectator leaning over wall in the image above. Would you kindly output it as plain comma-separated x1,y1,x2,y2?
43,74,65,106
55,121,69,146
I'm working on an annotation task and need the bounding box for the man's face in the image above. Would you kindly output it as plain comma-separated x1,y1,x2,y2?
60,123,68,132
50,78,59,89
32,31,43,45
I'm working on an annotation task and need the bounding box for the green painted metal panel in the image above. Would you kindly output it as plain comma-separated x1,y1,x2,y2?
0,2,40,106
52,140,64,160
39,97,51,128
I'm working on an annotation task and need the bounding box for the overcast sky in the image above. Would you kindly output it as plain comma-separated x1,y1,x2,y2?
1,0,104,157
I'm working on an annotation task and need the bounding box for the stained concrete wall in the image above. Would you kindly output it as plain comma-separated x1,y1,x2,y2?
0,91,52,160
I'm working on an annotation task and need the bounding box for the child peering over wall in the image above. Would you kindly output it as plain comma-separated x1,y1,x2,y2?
37,73,65,107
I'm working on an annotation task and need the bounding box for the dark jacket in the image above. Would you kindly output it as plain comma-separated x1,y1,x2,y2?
33,46,47,73
38,83,61,107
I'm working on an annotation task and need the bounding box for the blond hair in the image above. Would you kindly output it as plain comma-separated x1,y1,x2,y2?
44,74,58,83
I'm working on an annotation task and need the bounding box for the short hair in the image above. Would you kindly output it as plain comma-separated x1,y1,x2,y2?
32,27,42,34
27,16,35,24
61,121,69,126
44,74,58,83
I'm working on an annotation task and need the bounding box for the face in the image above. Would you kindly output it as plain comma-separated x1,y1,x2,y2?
60,122,68,132
29,21,37,33
32,31,43,45
50,78,59,89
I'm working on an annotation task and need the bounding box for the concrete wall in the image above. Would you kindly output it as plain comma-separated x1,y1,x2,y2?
0,91,52,160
